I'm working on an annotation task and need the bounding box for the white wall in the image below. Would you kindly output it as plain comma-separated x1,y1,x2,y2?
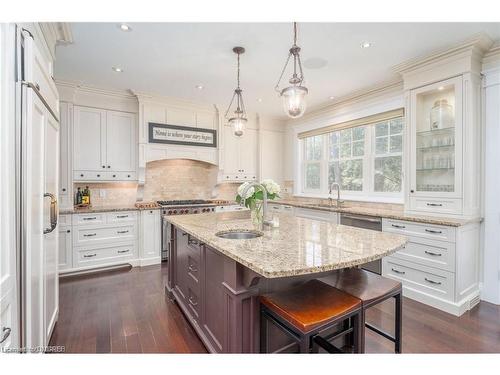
481,63,500,304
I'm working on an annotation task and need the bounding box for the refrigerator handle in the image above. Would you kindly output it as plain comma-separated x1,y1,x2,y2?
43,193,58,234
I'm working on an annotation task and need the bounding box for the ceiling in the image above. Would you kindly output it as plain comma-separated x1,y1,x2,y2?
55,22,500,118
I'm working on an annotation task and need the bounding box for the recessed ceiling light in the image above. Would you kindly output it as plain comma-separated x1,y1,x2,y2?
361,41,372,49
195,85,204,90
119,24,132,32
112,67,123,73
257,98,263,102
438,86,445,91
329,96,335,100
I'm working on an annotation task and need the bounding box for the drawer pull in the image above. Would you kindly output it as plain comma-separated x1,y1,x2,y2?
188,265,198,273
425,229,443,234
424,250,442,257
116,215,129,218
424,278,442,285
117,230,129,234
83,217,97,221
188,297,198,307
83,253,97,258
117,249,130,254
426,203,443,207
391,224,406,229
391,268,405,275
0,327,12,344
83,233,97,237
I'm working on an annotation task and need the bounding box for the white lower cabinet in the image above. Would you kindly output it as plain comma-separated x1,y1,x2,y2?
139,209,161,265
294,207,338,223
60,210,161,274
382,218,480,316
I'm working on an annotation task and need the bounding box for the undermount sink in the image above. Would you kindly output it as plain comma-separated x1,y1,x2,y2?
310,203,349,209
215,230,263,240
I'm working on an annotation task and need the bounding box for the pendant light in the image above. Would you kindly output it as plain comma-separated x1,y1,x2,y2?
275,22,308,119
225,47,247,137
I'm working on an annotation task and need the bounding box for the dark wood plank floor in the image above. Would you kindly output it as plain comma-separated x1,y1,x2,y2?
50,263,500,353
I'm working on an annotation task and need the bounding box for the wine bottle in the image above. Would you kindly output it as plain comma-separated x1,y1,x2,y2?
76,187,82,205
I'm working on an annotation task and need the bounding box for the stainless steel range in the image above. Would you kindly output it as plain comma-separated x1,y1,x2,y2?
159,200,219,261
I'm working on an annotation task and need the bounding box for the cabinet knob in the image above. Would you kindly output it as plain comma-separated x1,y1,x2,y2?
80,174,84,177
113,175,116,178
107,166,111,168
97,174,100,177
127,175,131,178
62,188,66,192
410,190,414,193
67,229,70,233
102,165,105,169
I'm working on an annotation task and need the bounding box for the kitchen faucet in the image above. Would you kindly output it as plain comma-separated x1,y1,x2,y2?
328,182,342,208
239,182,272,228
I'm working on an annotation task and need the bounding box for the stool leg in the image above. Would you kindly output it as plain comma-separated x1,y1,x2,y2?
352,311,364,353
299,334,310,354
394,293,402,353
260,309,268,354
344,317,353,348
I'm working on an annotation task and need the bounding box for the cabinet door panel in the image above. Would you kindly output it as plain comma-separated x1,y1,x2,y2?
106,111,136,172
174,229,189,301
202,246,225,352
141,210,160,259
223,125,240,175
240,128,257,176
73,106,106,171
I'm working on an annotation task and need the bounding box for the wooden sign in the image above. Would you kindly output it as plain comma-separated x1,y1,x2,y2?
148,123,217,148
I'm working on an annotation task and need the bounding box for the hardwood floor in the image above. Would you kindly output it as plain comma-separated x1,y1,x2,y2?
50,263,500,353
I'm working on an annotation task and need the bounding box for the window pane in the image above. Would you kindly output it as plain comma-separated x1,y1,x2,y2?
390,118,403,134
390,135,402,153
340,129,351,143
328,161,340,187
375,137,388,154
375,122,388,137
329,132,339,145
352,140,364,157
352,127,365,141
339,159,363,191
340,142,351,158
305,163,321,189
329,143,339,160
305,135,322,161
374,156,402,192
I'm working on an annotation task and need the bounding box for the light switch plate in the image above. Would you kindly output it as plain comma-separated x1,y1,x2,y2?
99,189,106,198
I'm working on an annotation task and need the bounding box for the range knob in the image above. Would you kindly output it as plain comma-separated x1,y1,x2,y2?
193,210,198,214
173,210,177,214
168,210,172,215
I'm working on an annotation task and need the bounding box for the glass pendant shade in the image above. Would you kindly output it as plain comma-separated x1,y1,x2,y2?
229,116,247,137
281,85,308,119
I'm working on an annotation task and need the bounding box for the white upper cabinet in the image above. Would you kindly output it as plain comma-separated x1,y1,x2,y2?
106,111,136,172
222,125,257,182
73,106,106,171
73,106,137,181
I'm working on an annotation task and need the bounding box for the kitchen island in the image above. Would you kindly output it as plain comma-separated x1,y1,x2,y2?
165,210,407,353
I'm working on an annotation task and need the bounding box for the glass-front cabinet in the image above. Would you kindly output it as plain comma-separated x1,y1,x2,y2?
409,76,463,204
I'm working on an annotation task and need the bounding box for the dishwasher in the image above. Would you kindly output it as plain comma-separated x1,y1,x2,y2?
340,213,383,274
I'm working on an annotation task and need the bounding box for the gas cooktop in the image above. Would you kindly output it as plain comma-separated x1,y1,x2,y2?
157,200,212,206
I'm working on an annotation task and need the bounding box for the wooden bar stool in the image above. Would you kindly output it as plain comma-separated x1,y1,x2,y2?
260,279,363,354
320,268,403,353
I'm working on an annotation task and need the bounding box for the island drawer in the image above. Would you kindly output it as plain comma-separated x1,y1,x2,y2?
106,211,137,224
391,237,455,272
382,256,454,301
73,223,136,246
382,219,455,242
187,254,200,284
74,242,136,268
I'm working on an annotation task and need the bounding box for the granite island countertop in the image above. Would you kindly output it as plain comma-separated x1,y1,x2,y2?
166,211,408,279
273,199,480,227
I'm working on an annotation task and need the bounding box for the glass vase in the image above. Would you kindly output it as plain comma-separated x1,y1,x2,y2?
250,201,263,228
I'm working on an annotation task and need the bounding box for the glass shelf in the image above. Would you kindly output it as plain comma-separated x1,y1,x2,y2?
417,144,455,151
416,168,454,172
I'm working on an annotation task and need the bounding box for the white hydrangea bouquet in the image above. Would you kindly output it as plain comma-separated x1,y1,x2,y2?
236,179,281,225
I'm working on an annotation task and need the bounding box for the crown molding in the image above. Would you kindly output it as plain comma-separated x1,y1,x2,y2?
131,89,216,113
482,40,500,72
393,33,493,75
55,79,138,100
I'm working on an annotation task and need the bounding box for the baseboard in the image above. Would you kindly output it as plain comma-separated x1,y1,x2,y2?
402,285,480,316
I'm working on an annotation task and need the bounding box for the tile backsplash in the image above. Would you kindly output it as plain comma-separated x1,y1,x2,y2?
74,159,241,207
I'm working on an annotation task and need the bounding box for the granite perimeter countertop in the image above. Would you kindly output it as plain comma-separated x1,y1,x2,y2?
166,211,408,279
272,200,479,227
59,205,160,215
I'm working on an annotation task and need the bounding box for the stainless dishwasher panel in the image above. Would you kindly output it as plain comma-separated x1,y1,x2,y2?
340,213,383,274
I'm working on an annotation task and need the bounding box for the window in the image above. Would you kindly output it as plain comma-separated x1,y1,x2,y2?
303,135,323,190
299,115,404,201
